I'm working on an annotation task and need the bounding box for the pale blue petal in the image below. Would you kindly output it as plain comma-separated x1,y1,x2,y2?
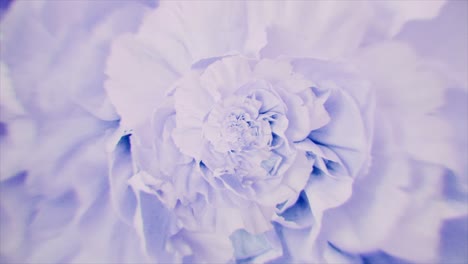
230,229,272,261
108,135,137,225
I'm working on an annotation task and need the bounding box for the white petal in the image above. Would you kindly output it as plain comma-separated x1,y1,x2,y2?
200,56,253,98
376,1,446,37
105,35,180,127
172,127,205,161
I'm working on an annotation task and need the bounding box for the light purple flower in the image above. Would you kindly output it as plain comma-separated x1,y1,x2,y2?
109,54,373,263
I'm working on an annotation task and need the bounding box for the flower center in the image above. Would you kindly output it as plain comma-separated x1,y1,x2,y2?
221,112,258,152
204,96,272,153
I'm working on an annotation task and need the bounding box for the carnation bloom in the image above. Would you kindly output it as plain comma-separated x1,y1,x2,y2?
103,1,466,263
114,55,372,262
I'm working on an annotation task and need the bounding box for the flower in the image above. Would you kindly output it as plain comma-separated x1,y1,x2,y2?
114,54,374,263
1,1,467,263
104,1,466,263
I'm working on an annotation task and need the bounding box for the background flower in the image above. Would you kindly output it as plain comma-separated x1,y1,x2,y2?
0,1,155,263
0,1,467,263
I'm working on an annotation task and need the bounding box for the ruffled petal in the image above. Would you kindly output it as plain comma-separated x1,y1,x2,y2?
308,88,370,177
292,59,374,177
230,229,283,263
200,56,253,99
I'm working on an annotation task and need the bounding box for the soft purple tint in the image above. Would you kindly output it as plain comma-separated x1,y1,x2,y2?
0,1,467,263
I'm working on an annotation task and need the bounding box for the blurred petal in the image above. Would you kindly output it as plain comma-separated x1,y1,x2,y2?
259,1,446,60
396,0,468,89
375,1,446,37
2,0,149,120
439,216,468,263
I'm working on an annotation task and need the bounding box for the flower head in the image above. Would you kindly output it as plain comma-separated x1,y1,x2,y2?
109,51,373,262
